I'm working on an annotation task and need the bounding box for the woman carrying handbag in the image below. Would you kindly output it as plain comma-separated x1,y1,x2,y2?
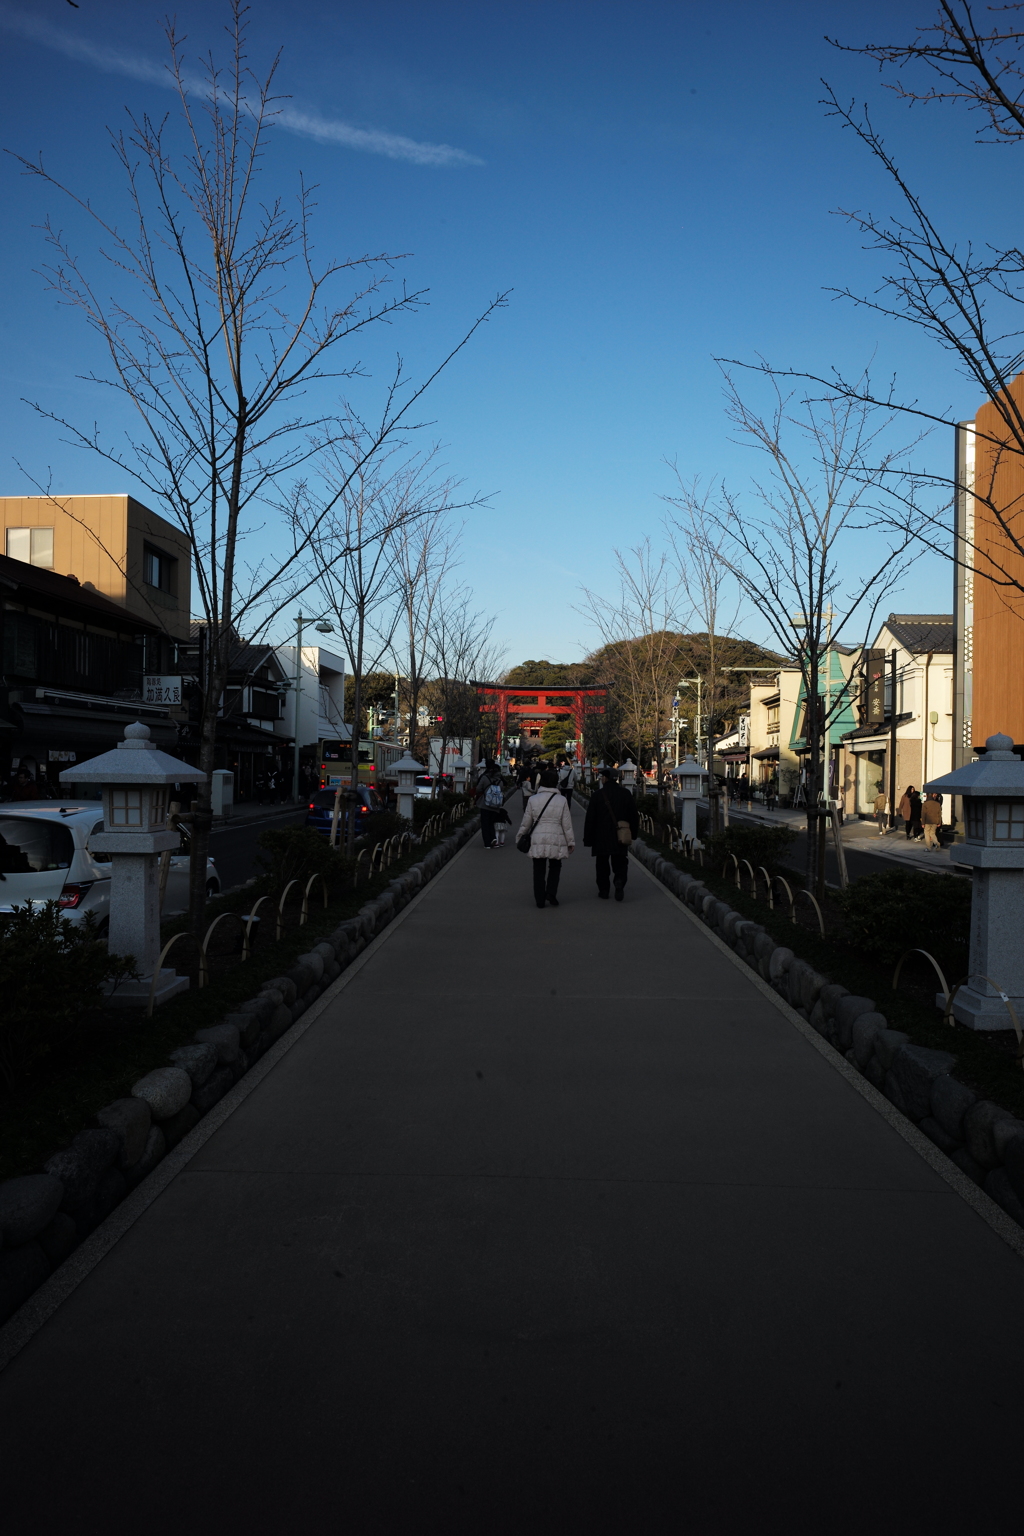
515,766,575,907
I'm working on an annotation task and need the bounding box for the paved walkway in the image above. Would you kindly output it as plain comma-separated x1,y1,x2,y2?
1,803,1022,1532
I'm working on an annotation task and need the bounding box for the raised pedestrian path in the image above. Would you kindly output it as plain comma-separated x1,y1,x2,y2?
1,801,1022,1532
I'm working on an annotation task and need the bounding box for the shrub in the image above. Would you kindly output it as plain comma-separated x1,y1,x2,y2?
256,825,350,892
836,868,971,970
358,810,410,847
0,904,136,1090
703,822,798,875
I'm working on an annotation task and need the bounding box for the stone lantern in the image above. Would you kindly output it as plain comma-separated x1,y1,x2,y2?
448,752,469,796
391,750,424,823
925,730,1024,1030
669,754,706,843
620,758,637,792
60,722,205,1007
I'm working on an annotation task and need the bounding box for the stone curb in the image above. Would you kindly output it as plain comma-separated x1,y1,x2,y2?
0,817,480,1340
628,837,1024,1249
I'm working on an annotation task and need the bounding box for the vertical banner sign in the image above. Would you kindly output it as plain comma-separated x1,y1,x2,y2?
866,650,886,725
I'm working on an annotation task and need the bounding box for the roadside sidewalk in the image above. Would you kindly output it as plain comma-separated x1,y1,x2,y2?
710,798,959,875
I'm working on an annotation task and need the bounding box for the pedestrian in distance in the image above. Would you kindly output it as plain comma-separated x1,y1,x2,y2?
583,766,640,901
557,756,579,807
921,792,943,850
873,787,889,834
516,767,575,907
899,785,923,840
476,759,504,848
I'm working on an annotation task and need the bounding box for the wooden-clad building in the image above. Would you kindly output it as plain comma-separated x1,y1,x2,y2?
956,376,1024,760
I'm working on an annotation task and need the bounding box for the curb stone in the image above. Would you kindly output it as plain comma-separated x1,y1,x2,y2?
627,836,1024,1237
0,816,479,1329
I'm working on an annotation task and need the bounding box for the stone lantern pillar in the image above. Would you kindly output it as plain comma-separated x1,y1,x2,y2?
60,722,205,1007
448,753,469,796
925,730,1024,1030
391,750,424,823
669,754,706,843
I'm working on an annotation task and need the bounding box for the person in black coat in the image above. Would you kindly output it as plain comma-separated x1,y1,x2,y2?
583,767,640,900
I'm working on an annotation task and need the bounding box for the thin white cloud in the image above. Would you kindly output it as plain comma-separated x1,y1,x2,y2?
0,6,483,168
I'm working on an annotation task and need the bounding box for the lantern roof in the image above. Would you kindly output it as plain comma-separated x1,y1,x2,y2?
447,753,469,770
391,751,425,775
924,732,1024,797
669,755,704,779
59,722,206,787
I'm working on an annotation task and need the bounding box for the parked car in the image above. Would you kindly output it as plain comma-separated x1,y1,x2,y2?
0,801,220,931
414,773,453,799
305,785,384,837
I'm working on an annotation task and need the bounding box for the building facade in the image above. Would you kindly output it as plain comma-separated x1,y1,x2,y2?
1,495,191,643
1,553,177,792
839,615,954,817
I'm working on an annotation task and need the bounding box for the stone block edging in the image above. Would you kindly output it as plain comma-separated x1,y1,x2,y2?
629,837,1024,1247
0,818,479,1338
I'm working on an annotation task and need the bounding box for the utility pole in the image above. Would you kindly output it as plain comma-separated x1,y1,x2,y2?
291,612,305,804
888,647,899,830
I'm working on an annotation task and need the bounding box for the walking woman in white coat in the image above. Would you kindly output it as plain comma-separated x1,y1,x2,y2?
516,766,575,907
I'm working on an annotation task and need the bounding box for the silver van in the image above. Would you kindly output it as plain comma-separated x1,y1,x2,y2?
0,801,220,931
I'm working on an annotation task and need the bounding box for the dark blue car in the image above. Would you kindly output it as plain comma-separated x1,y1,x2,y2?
305,785,383,838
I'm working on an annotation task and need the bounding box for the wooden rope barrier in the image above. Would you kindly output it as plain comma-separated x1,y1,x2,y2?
892,948,951,1008
146,930,206,1017
302,871,328,924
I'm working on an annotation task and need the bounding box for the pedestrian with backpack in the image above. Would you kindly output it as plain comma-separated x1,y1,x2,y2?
516,767,575,906
557,756,579,807
476,759,505,848
583,766,640,900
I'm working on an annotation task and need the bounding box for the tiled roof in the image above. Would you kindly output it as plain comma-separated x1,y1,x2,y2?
0,553,161,632
883,614,954,653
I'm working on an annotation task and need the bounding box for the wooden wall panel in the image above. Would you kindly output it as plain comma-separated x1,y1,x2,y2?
973,378,1024,745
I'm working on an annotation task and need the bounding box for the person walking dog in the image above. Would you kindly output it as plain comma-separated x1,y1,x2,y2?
516,767,574,907
583,766,640,901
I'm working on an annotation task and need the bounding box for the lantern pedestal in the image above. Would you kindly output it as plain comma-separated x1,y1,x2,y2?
925,731,1024,1030
390,750,425,824
669,755,706,844
60,722,206,1008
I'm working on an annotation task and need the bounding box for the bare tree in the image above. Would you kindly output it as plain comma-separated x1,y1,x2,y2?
678,377,921,896
661,482,746,767
293,425,429,847
577,541,685,792
425,590,505,784
8,3,506,924
732,5,1024,615
392,485,464,760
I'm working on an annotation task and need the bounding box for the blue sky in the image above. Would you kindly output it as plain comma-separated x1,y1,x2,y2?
0,1,999,667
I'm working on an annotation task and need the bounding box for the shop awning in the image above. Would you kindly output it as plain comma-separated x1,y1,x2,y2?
719,750,749,763
752,746,779,760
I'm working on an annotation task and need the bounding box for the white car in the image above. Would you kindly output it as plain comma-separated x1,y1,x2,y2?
0,801,220,932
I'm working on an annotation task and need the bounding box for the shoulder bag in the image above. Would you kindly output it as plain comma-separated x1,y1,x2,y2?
603,789,633,846
517,792,558,854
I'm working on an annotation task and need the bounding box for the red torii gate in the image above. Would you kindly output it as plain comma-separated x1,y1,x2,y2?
472,680,607,760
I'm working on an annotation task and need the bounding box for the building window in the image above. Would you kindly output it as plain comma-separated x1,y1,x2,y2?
143,544,176,594
6,527,54,568
109,788,144,827
992,801,1024,841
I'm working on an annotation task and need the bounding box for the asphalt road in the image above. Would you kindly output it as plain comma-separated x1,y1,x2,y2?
208,807,305,890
